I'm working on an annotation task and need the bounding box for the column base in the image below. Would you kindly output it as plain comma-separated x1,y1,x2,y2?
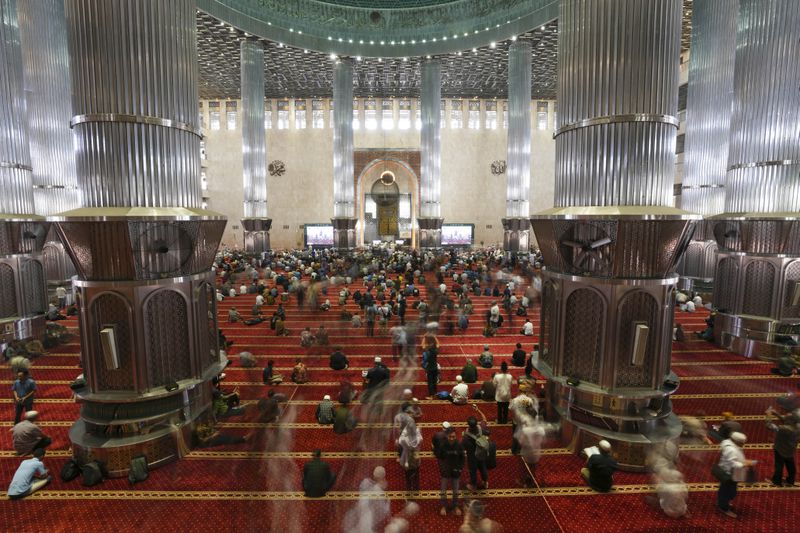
242,218,272,254
331,217,358,249
501,217,531,252
417,217,444,249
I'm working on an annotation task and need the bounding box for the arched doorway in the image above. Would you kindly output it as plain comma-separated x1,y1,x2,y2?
357,158,419,247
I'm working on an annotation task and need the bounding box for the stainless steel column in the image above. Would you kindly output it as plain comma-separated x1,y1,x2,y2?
52,0,226,477
419,60,444,248
503,42,532,252
677,0,737,289
0,0,49,349
711,0,800,361
18,0,80,284
530,0,698,470
240,39,271,253
331,59,357,248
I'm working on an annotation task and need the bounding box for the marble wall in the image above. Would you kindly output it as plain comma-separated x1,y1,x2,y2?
200,98,556,249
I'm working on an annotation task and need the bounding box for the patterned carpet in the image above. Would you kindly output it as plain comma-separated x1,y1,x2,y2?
2,270,799,533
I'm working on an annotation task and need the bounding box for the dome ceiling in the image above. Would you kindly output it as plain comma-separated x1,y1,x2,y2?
196,0,693,100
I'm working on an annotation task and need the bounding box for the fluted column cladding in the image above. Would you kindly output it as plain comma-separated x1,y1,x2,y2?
724,0,800,213
420,60,442,219
241,40,268,219
18,0,80,216
680,0,736,217
0,0,34,216
506,42,532,217
332,59,354,219
65,0,201,208
555,0,681,207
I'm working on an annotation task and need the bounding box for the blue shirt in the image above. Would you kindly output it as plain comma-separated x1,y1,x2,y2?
12,378,36,399
8,458,46,496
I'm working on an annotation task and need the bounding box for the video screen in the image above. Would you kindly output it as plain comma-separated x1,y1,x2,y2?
304,225,334,246
441,224,473,246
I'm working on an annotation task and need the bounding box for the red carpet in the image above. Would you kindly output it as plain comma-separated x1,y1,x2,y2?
2,271,799,533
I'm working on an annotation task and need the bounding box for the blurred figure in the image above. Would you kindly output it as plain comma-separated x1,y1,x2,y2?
458,500,502,533
343,466,390,533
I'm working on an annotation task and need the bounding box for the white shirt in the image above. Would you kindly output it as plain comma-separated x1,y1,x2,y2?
240,285,247,294
228,289,236,297
55,287,67,298
255,295,264,306
451,382,469,404
493,373,513,402
718,439,745,475
523,321,534,335
490,304,500,317
216,291,224,302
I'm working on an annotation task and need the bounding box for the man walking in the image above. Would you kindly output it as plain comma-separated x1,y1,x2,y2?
765,407,799,487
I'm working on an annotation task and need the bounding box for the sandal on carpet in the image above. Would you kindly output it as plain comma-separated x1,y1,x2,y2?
439,507,447,516
717,508,737,518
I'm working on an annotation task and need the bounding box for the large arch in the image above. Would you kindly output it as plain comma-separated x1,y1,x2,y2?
356,157,420,248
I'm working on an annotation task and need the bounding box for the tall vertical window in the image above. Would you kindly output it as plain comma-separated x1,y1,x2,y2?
198,101,204,130
209,101,220,131
440,99,447,128
415,100,421,130
352,99,360,130
294,100,307,129
225,101,237,130
312,100,324,128
277,101,289,129
450,100,463,129
485,101,497,129
467,100,481,129
364,99,378,130
552,101,557,131
536,101,548,130
398,99,411,130
264,100,272,129
502,101,508,129
381,99,394,130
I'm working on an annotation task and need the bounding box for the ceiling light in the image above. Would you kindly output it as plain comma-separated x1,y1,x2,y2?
485,27,489,31
304,49,308,54
540,26,545,30
356,56,362,61
511,35,517,41
359,39,364,44
457,51,462,56
330,53,337,60
348,39,353,43
432,37,437,42
411,40,416,44
463,32,469,37
489,42,496,48
370,40,374,45
403,57,408,61
472,48,477,52
328,36,332,40
391,40,395,45
426,55,431,59
297,31,302,34
442,36,447,41
474,30,479,34
453,34,458,39
380,40,385,45
422,39,427,43
289,28,294,32
338,37,343,42
378,58,382,62
267,22,272,26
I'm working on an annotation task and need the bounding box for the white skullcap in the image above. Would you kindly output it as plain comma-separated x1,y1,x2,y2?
456,375,463,382
25,411,39,420
598,440,612,452
730,432,747,445
442,421,451,429
373,466,386,479
374,356,382,363
402,388,413,396
323,395,331,400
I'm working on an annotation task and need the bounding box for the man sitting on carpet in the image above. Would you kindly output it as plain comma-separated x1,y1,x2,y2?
329,347,349,370
302,449,337,497
461,359,478,384
12,411,51,456
450,375,470,405
581,440,618,493
478,345,493,369
7,448,50,500
291,358,309,384
316,395,336,425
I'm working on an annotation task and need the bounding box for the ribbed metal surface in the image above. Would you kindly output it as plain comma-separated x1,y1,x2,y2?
420,60,442,219
554,0,682,207
506,42,531,217
18,0,80,216
0,0,34,215
65,0,201,208
724,0,800,213
681,0,736,216
332,59,354,219
240,40,268,219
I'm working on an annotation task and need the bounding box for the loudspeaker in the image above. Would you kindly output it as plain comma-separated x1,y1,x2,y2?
165,381,179,392
99,326,120,370
566,377,581,387
631,323,649,366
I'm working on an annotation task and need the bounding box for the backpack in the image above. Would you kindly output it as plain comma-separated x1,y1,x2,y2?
128,455,149,485
468,431,493,462
81,461,104,486
60,458,81,482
